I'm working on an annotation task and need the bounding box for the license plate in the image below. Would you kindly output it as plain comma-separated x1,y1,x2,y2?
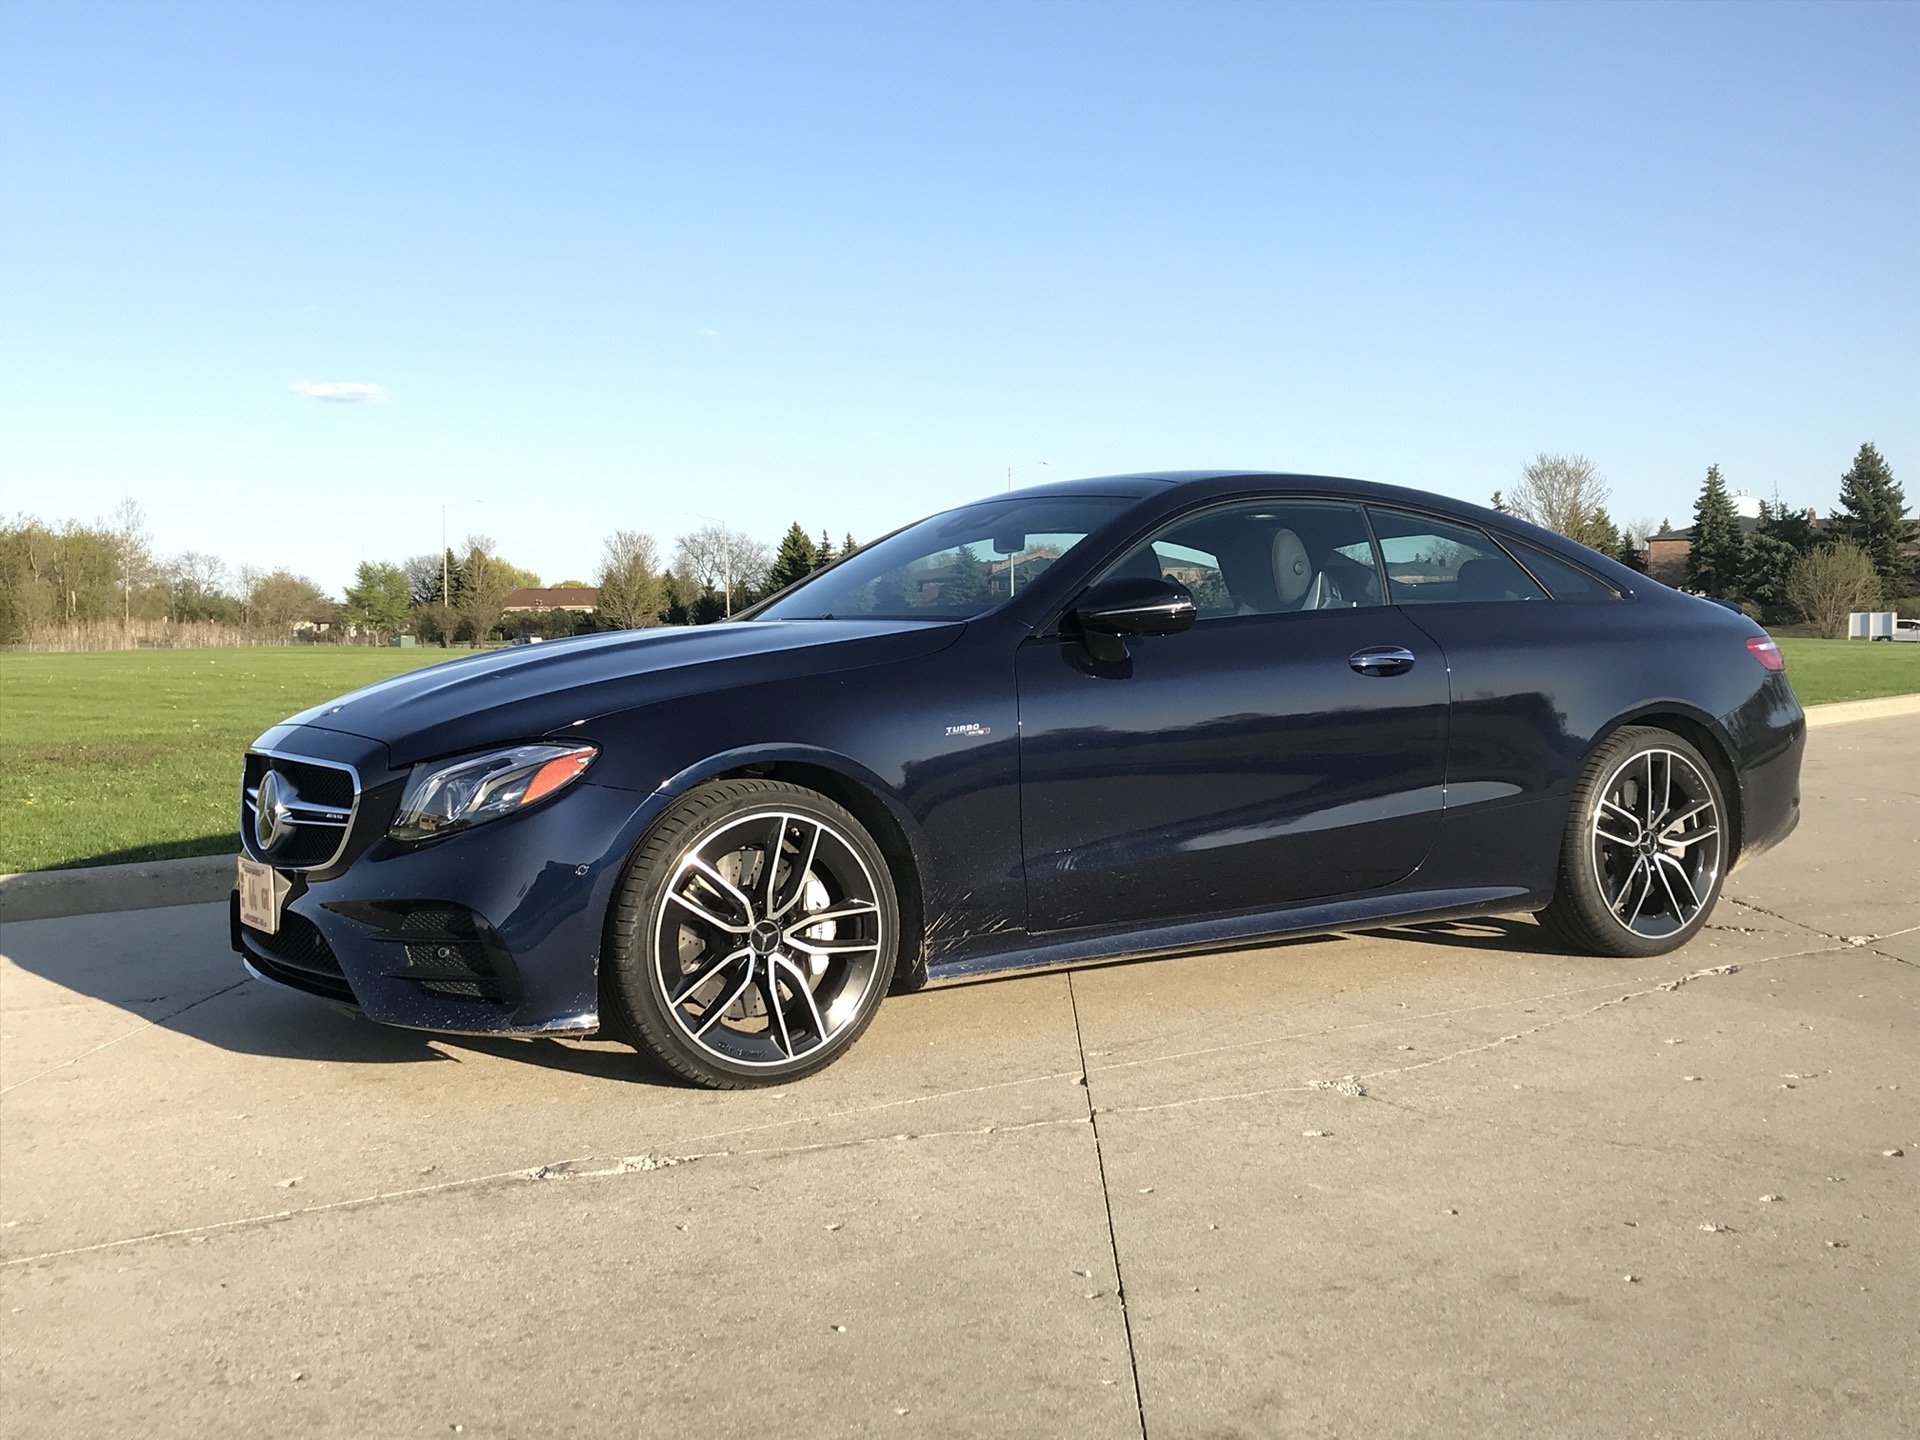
236,857,287,934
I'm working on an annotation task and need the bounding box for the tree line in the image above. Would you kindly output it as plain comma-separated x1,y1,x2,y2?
0,506,860,649
1497,443,1915,637
6,450,1909,649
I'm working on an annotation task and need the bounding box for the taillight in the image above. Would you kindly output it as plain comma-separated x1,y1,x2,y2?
1746,636,1784,672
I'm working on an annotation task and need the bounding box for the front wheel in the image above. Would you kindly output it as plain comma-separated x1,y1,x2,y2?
603,779,900,1088
1537,726,1728,957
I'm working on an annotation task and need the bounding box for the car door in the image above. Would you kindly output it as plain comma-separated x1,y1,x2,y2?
1363,506,1613,810
1016,497,1450,934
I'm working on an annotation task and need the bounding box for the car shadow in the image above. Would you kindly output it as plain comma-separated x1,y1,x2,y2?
0,900,687,1086
1359,915,1562,953
5,894,1565,1087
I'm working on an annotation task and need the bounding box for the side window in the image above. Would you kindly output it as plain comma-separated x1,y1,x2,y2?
1097,500,1385,621
1501,539,1624,602
1367,508,1546,605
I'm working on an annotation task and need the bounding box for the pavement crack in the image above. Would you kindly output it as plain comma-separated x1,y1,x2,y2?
1722,894,1832,938
0,1162,556,1268
1068,971,1149,1440
0,980,248,1095
1,1121,1101,1271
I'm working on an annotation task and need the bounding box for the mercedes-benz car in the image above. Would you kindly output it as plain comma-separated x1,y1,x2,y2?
233,471,1804,1087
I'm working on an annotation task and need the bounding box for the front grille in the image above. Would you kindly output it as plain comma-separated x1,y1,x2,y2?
242,752,360,870
242,911,357,1004
327,900,521,1007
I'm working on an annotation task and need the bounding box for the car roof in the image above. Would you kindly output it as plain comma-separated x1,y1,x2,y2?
1007,469,1485,514
999,470,1649,590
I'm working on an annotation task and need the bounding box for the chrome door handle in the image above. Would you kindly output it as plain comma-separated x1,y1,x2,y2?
1349,646,1417,677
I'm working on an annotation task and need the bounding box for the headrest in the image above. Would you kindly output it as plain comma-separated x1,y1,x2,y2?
1455,558,1507,601
1271,529,1312,604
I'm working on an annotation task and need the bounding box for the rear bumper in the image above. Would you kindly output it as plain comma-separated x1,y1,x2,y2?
1723,673,1805,869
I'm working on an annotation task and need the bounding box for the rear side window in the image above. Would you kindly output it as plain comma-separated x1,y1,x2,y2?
1502,539,1623,602
1366,508,1545,605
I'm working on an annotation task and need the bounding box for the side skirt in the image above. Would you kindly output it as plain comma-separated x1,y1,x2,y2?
925,885,1534,984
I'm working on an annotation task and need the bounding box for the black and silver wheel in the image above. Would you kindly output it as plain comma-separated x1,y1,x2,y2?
603,778,899,1087
1538,726,1727,957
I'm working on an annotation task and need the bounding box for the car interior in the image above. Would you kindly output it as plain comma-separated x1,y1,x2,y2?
1103,504,1387,618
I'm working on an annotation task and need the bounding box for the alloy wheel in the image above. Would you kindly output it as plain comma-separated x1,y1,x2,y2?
1587,747,1723,939
651,809,887,1068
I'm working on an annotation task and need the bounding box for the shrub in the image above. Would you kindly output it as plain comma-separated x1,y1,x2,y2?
1786,543,1881,639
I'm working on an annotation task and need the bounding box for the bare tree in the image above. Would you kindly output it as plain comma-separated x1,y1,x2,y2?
107,498,155,629
1618,517,1660,551
596,530,664,629
674,523,771,618
1787,542,1881,639
1508,454,1614,548
167,551,230,621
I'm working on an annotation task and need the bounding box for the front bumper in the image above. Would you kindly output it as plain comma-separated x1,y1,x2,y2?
232,725,660,1034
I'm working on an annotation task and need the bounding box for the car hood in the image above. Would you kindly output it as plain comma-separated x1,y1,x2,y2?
277,620,966,768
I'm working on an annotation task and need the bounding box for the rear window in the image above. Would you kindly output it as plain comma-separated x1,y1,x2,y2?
1502,539,1623,602
1366,508,1545,605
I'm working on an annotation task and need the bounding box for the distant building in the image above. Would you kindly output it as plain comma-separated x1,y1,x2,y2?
501,587,598,614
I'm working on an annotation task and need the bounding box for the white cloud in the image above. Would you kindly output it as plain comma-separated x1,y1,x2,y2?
290,380,386,403
693,327,719,339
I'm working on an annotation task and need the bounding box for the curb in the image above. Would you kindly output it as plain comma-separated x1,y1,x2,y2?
1,695,1914,926
0,854,235,927
1802,692,1920,729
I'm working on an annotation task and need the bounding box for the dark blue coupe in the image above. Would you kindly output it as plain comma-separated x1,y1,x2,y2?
233,472,1804,1086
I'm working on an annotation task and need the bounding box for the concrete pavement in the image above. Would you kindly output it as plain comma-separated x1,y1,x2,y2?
2,716,1915,1438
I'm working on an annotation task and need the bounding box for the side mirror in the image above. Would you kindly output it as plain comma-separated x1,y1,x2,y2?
1068,577,1197,662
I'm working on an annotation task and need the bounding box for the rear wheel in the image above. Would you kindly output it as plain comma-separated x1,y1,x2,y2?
1538,726,1727,957
603,779,899,1088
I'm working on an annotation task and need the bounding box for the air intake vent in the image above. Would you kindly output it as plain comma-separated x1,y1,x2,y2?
241,911,356,1004
327,900,522,1008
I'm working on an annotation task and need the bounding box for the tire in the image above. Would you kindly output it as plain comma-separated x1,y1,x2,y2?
1537,726,1729,957
603,778,900,1088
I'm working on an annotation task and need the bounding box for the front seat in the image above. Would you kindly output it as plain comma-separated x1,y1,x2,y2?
1271,528,1316,608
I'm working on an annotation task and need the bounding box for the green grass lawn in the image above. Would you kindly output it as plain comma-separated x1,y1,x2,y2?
1775,636,1920,706
2,638,1915,874
0,648,460,873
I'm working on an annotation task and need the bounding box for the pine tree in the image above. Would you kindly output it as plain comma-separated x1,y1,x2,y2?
1827,443,1914,599
1686,465,1744,598
767,523,818,592
841,532,857,558
1743,502,1817,623
1582,508,1622,557
938,546,992,610
813,530,836,570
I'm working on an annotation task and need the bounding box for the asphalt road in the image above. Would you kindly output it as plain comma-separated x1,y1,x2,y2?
3,716,1915,1439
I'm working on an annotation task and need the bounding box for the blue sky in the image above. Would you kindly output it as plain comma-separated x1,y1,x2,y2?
2,0,1914,593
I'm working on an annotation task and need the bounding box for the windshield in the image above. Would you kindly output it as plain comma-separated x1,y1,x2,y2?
755,495,1131,621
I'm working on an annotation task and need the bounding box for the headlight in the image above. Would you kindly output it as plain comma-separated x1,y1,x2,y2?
389,743,598,843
